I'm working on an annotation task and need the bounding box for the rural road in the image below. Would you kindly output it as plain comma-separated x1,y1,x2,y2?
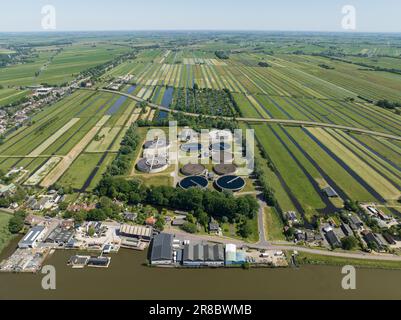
92,88,401,142
163,228,401,262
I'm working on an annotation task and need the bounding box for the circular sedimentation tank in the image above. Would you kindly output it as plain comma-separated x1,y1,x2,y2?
179,176,209,190
144,139,170,150
181,163,206,176
210,142,231,152
180,143,203,153
209,129,233,142
215,175,246,192
213,164,237,176
136,157,169,174
211,151,234,164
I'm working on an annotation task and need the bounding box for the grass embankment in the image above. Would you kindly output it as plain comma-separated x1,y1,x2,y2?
297,252,401,270
264,207,285,241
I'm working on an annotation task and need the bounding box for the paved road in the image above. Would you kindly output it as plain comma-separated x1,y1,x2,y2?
164,228,401,262
92,88,401,142
257,196,269,247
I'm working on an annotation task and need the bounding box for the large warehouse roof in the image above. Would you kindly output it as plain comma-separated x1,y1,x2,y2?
120,224,152,238
151,233,173,262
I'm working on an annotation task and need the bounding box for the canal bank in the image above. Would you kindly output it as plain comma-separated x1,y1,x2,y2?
1,239,401,299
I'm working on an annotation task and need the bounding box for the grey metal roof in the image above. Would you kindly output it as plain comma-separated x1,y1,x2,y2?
19,226,45,246
341,223,353,236
184,243,224,262
323,186,339,197
325,230,341,247
46,228,74,244
151,233,173,262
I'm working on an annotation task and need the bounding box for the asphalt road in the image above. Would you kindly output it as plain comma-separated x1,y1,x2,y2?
94,88,401,142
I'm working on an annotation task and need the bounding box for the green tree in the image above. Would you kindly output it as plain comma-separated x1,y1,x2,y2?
181,222,197,234
341,236,358,250
8,211,27,234
238,219,253,238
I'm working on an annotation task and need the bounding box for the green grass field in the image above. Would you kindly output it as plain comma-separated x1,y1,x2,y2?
1,33,401,236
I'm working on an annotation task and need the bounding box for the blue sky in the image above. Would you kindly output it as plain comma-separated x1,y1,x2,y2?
0,0,400,32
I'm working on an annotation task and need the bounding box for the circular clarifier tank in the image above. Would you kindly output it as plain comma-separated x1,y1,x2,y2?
210,142,231,152
215,175,246,192
181,164,206,176
213,164,237,176
180,143,203,153
179,176,209,190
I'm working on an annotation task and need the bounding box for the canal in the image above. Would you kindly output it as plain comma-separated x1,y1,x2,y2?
1,238,401,299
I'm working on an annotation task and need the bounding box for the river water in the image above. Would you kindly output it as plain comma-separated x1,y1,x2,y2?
1,238,401,300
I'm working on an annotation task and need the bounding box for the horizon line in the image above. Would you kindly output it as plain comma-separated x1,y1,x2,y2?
1,29,401,34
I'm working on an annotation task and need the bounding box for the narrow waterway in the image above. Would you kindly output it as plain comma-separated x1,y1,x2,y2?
1,238,401,299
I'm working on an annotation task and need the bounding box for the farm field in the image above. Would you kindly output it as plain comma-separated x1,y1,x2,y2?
1,31,401,231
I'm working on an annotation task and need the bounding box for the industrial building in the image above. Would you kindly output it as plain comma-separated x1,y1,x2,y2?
225,244,246,265
18,226,47,249
119,224,153,242
183,243,224,267
150,233,174,265
45,227,75,246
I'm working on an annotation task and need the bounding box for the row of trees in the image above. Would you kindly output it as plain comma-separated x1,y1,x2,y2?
108,123,140,176
8,210,27,234
137,112,239,133
376,99,401,110
95,176,258,223
215,51,230,60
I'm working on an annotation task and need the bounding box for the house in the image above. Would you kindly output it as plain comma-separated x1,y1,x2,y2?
172,219,186,227
305,230,316,242
119,224,153,242
323,186,339,198
26,196,37,209
145,216,157,226
24,214,42,226
325,230,341,248
123,211,138,221
295,231,306,241
340,223,353,237
286,211,298,224
18,226,46,248
349,215,364,231
0,183,16,197
61,219,75,230
209,219,220,234
362,231,383,251
383,233,396,245
150,233,174,265
33,197,51,211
